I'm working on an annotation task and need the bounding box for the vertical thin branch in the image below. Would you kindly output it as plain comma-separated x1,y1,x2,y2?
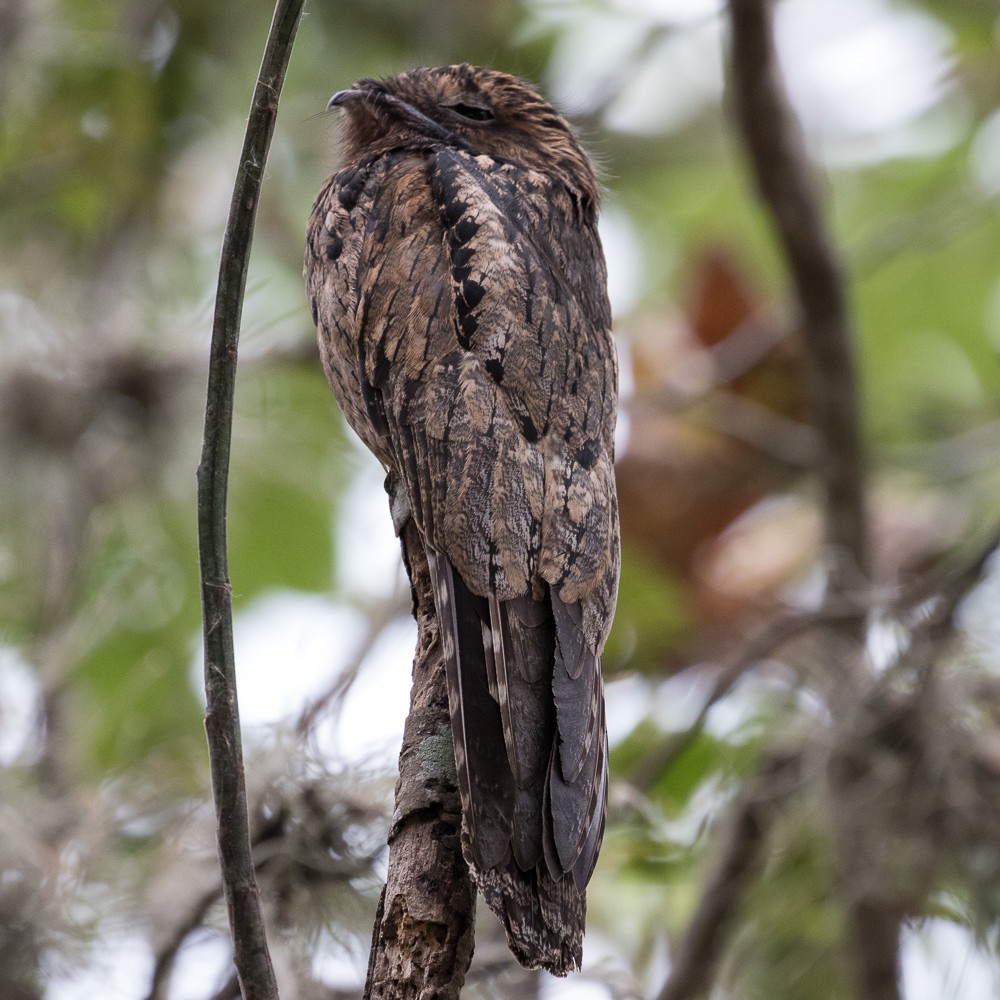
195,2,303,998
728,0,869,590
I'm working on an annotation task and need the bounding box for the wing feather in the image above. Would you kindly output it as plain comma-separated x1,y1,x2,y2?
427,548,514,872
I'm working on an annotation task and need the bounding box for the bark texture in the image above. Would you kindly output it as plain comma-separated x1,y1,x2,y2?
364,518,475,1000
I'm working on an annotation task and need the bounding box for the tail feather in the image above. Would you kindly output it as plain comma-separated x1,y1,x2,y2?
426,546,606,974
475,858,586,975
572,695,607,889
429,548,515,872
552,595,600,783
490,592,554,789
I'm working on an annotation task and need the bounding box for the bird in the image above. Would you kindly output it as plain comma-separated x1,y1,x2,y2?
304,64,619,975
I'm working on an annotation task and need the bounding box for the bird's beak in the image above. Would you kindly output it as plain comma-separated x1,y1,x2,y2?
327,89,362,110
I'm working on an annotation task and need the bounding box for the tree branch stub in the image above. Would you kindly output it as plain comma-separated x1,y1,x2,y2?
364,518,476,1000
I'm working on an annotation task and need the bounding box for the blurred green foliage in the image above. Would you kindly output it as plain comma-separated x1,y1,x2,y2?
1,0,1000,997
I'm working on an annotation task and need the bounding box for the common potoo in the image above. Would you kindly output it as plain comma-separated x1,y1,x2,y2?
304,64,619,974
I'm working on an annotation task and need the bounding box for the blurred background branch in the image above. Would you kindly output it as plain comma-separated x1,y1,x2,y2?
655,749,803,1000
729,0,869,593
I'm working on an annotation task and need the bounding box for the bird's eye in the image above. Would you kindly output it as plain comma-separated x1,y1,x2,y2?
446,102,495,122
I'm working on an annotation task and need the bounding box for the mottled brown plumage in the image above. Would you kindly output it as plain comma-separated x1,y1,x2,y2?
304,64,619,974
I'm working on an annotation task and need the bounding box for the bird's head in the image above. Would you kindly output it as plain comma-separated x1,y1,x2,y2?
328,64,600,209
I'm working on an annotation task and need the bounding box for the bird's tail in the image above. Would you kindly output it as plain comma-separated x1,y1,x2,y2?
473,859,585,975
427,545,606,975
